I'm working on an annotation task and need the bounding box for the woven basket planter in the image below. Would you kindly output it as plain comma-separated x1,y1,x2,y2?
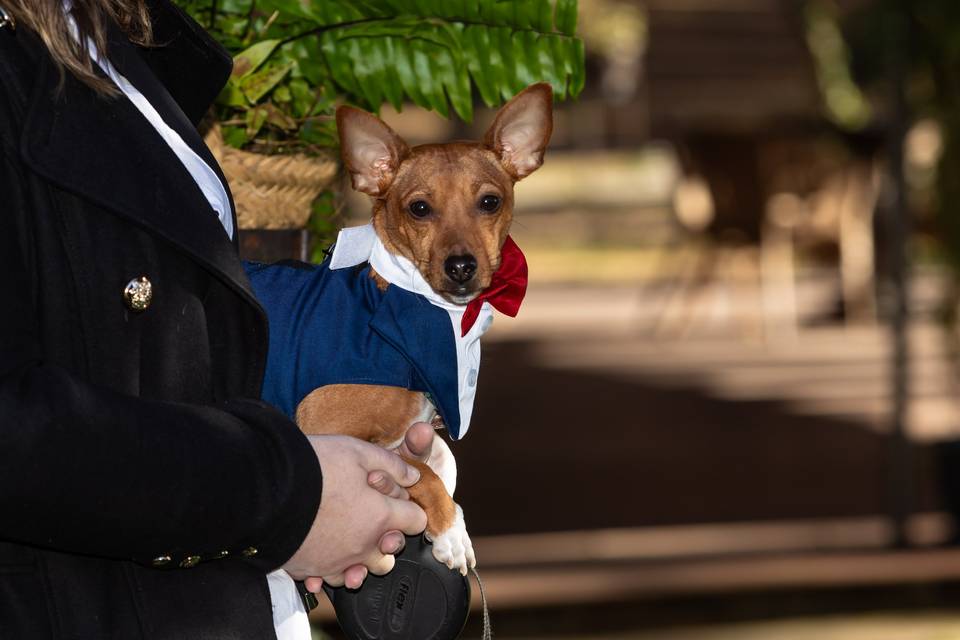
204,125,338,230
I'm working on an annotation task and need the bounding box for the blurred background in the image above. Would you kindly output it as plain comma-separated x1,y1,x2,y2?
302,0,960,637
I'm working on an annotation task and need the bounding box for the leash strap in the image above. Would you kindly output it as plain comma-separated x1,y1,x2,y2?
470,567,493,640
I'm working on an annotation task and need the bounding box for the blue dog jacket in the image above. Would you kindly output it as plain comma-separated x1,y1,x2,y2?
246,224,502,440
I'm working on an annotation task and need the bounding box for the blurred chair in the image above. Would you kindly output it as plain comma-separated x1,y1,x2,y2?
761,159,880,339
647,142,880,341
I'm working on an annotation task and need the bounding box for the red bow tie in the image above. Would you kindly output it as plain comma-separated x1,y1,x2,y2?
461,236,528,337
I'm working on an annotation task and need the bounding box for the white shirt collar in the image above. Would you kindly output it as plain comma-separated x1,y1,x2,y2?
330,223,470,313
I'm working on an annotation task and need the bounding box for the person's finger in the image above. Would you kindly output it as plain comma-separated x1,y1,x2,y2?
368,470,410,500
322,573,345,588
387,496,428,535
359,444,420,487
379,530,406,555
366,552,396,577
304,577,324,593
322,562,372,589
395,422,435,462
343,565,368,589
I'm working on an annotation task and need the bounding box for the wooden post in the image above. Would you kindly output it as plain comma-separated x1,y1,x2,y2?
885,0,911,548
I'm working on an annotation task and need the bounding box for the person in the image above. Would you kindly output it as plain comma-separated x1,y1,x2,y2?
0,0,432,637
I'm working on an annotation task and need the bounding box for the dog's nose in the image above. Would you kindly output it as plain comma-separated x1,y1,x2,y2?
444,254,478,284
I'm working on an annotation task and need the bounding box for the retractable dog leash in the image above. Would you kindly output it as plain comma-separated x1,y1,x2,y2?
470,567,493,640
319,534,492,640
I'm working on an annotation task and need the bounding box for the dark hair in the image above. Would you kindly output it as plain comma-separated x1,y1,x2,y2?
3,0,152,95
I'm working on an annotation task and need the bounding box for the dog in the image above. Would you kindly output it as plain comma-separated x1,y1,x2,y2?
246,82,553,576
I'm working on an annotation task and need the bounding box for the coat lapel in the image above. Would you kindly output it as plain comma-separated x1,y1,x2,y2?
139,0,234,128
103,18,240,250
18,18,254,304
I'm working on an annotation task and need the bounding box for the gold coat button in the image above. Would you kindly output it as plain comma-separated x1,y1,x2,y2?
151,555,172,567
241,546,258,558
123,276,153,312
179,555,201,568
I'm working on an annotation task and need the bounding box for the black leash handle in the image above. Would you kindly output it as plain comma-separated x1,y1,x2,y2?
322,534,473,639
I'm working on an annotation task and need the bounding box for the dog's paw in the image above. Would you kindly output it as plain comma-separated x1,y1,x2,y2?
426,505,475,576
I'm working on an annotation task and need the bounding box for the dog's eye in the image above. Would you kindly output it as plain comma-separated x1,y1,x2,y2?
478,194,501,213
408,200,432,218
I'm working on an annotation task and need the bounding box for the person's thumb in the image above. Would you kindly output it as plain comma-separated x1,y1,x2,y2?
396,422,435,462
360,444,421,488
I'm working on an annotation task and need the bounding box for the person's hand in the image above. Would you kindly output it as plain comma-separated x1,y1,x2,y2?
298,424,437,592
319,422,437,590
282,435,427,590
311,467,415,591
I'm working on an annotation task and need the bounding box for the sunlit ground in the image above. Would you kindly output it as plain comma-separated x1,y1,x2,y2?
314,611,960,639
506,612,960,640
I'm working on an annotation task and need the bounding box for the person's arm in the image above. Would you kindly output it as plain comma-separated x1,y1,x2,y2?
0,144,319,572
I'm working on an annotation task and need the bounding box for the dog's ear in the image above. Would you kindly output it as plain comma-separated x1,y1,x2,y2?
484,83,553,181
336,106,410,196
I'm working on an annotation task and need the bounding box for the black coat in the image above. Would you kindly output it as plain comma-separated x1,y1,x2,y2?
0,2,321,638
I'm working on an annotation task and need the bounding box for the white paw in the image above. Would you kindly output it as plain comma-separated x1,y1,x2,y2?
427,505,475,575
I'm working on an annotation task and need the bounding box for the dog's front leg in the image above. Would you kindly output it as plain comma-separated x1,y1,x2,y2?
402,456,475,575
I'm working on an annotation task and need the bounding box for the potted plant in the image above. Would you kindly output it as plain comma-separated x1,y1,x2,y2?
176,0,585,254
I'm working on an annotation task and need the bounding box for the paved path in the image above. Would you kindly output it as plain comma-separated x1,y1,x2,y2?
529,611,960,640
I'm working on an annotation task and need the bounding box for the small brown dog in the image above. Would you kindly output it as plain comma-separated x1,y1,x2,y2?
262,83,552,575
